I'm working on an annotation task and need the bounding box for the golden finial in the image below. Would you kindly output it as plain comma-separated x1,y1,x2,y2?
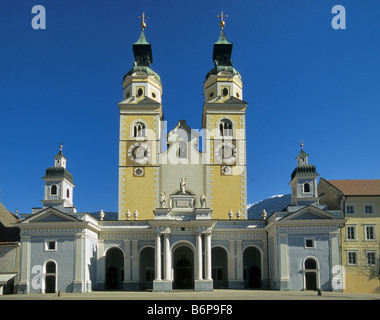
59,141,63,152
299,139,304,149
138,12,149,31
217,11,228,29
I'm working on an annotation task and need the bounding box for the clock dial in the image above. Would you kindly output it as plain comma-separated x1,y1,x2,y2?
215,142,237,164
133,167,144,177
128,143,151,164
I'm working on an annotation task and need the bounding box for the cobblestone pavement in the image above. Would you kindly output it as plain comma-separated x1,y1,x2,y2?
0,289,379,300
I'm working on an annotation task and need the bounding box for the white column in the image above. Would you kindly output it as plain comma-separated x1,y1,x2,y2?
19,236,31,293
96,239,105,289
204,232,212,280
73,234,84,292
228,239,236,281
155,233,162,281
196,233,203,280
236,240,243,281
164,234,172,281
124,239,131,282
131,240,139,281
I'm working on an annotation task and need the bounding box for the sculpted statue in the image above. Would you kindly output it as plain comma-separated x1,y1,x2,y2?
160,192,167,208
180,177,187,194
200,193,207,208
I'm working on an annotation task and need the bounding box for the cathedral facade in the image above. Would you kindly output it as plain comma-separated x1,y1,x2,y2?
16,22,346,294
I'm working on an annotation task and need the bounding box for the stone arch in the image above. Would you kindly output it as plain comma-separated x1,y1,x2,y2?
139,246,155,290
211,245,229,289
243,245,263,289
303,256,320,291
105,247,124,290
172,242,195,289
43,259,57,293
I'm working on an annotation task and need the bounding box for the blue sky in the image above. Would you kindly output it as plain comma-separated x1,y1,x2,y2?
0,0,379,214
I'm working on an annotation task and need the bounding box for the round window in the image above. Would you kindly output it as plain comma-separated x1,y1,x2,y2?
222,87,229,97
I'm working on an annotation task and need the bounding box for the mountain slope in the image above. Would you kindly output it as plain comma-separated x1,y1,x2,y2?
248,194,291,220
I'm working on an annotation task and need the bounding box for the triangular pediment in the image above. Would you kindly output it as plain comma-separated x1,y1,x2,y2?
282,205,337,221
19,207,81,224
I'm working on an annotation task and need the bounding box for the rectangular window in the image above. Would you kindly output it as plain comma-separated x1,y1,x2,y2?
346,205,355,214
305,239,315,248
365,226,375,240
366,252,377,266
347,251,358,265
45,240,56,251
365,205,375,214
346,226,356,240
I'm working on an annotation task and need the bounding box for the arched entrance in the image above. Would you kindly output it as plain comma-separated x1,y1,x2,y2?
140,247,155,290
211,247,228,289
45,261,57,293
243,246,262,289
303,257,319,291
173,245,194,289
105,247,124,290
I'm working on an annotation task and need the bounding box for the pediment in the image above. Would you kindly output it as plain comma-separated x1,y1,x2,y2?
19,207,81,224
282,205,337,221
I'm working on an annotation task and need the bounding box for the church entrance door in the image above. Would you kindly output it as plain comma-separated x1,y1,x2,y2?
305,272,317,291
211,247,228,288
45,261,57,293
173,245,194,289
243,246,262,289
105,247,124,290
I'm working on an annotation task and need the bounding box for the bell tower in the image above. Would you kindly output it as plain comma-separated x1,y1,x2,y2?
202,13,248,219
118,14,163,220
289,143,320,207
41,145,76,213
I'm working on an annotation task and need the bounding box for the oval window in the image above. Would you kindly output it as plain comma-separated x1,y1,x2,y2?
222,87,229,97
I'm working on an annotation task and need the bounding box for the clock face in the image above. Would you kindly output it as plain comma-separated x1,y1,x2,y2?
215,142,237,164
128,143,151,164
133,167,144,177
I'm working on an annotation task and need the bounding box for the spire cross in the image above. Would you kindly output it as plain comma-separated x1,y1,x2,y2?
217,11,228,29
138,12,149,30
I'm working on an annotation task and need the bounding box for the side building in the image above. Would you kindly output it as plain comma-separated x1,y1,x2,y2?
0,202,20,294
266,148,346,291
318,179,380,294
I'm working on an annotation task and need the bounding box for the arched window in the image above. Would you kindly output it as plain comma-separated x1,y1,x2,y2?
66,188,70,198
51,185,57,195
219,119,233,137
46,261,56,273
178,141,187,158
303,183,310,193
134,122,146,138
304,258,317,270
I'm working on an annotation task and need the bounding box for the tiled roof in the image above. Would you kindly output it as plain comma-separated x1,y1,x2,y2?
0,202,20,242
327,179,380,196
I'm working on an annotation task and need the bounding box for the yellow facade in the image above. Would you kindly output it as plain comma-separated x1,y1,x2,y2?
204,111,247,219
341,196,380,294
118,27,248,222
118,87,162,219
208,166,246,219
